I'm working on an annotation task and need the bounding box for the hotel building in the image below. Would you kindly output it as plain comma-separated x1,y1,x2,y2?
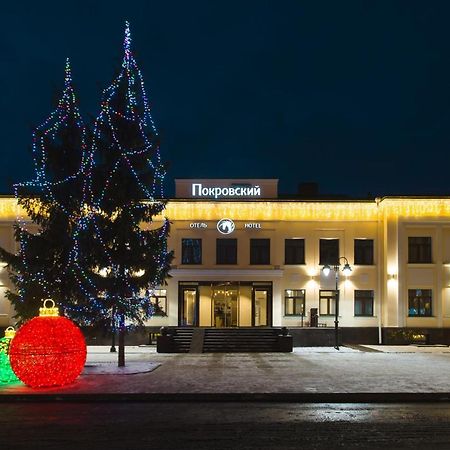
1,178,450,345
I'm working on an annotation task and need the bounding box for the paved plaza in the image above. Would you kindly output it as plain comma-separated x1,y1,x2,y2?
1,345,450,399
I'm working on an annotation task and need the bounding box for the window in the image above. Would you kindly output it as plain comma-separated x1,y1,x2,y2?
216,239,237,264
149,289,167,316
319,239,339,265
285,289,305,316
181,238,202,264
408,289,432,317
250,239,270,265
285,239,305,265
354,239,374,265
319,290,337,315
354,290,374,316
408,237,432,263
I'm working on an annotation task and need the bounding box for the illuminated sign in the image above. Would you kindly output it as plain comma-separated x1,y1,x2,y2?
217,218,235,234
190,222,208,228
189,221,262,232
192,183,261,199
244,223,261,229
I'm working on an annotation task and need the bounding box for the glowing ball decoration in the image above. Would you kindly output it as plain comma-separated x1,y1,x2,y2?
0,327,19,384
9,300,87,388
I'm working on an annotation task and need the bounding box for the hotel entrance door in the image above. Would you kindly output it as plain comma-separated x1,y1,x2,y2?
253,288,269,326
178,281,272,327
180,286,198,326
212,283,238,327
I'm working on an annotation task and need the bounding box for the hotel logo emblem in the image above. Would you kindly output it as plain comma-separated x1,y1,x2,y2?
217,218,235,235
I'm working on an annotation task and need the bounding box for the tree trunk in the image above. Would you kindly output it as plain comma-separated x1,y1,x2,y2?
110,306,117,352
118,312,125,367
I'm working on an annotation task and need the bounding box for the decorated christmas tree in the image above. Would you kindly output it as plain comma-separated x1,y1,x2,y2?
76,22,173,366
0,59,89,322
0,23,172,368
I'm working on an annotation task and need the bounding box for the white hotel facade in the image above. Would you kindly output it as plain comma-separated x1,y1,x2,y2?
1,178,450,344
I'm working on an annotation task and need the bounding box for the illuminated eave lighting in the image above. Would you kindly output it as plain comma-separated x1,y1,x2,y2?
4,197,450,222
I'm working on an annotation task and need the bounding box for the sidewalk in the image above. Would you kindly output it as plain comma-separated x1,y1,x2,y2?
1,345,450,402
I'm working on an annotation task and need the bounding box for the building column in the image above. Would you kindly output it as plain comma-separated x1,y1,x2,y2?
385,215,400,327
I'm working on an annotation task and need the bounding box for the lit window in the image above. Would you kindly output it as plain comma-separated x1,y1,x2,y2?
408,289,432,317
149,289,167,316
284,289,305,316
319,290,337,315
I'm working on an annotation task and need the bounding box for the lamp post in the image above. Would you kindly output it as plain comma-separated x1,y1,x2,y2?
322,256,352,350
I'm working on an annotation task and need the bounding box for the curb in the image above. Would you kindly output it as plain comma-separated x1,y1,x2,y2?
1,392,450,403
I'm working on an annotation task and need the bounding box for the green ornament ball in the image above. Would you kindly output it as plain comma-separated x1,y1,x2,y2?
0,328,19,384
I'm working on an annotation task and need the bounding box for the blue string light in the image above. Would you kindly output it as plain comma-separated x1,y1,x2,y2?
11,22,171,327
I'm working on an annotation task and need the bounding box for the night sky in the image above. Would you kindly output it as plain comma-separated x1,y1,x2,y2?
3,1,450,198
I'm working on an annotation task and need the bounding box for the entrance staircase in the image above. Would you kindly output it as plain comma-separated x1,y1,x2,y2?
157,327,292,353
170,327,194,353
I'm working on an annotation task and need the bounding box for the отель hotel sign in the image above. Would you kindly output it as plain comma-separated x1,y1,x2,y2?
189,220,262,233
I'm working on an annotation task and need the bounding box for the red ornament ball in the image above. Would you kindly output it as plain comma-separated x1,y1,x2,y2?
9,316,86,388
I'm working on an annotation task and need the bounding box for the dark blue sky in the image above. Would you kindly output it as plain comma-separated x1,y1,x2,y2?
2,1,450,197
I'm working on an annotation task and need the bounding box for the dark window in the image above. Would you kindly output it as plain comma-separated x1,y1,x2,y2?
284,289,305,316
319,290,337,315
354,290,374,316
285,239,305,264
320,239,339,265
216,239,237,264
250,239,270,265
354,239,374,265
408,289,432,317
408,237,432,263
149,289,167,316
181,238,202,264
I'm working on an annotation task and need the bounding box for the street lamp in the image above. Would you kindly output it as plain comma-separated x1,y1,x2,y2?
322,256,352,350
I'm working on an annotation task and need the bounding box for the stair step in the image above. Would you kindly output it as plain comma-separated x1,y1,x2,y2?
159,327,289,353
202,327,282,353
